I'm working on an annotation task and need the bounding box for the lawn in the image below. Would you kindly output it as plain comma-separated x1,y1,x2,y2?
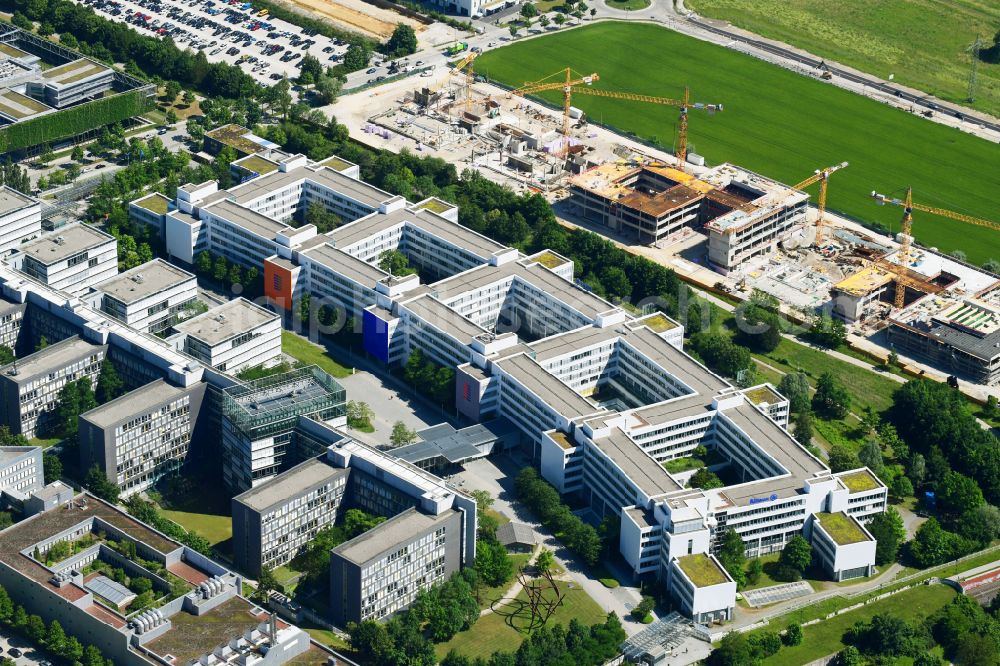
281,331,353,378
756,584,957,665
685,0,1000,119
475,22,1000,263
605,0,650,9
436,585,608,661
28,436,62,449
160,508,232,547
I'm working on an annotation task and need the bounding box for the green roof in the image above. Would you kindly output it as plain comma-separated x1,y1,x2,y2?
744,385,781,406
206,124,261,154
641,313,678,333
0,91,48,119
548,431,574,449
0,43,29,58
677,553,728,587
815,512,870,545
234,155,278,175
839,470,881,493
134,193,170,215
532,251,568,269
319,155,352,171
416,197,455,214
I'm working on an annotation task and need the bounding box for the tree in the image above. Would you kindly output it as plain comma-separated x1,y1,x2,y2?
46,619,66,654
746,558,763,585
891,475,913,500
165,110,178,125
858,439,885,475
509,24,519,38
164,80,182,102
792,410,813,446
689,467,724,489
717,529,746,588
783,623,802,646
96,361,124,404
834,646,864,666
84,465,120,504
868,507,905,565
539,14,550,27
707,632,757,666
632,595,655,621
298,54,324,84
385,24,417,57
553,13,566,25
346,401,374,430
690,332,753,378
313,74,343,106
957,503,1000,546
938,470,985,520
474,539,513,587
390,421,417,447
182,90,195,105
196,251,212,275
71,145,84,162
55,381,81,437
535,548,554,575
256,566,277,602
43,453,62,485
228,263,242,288
909,518,972,567
378,249,415,276
305,202,341,233
342,43,371,72
778,535,812,576
735,302,781,353
813,371,850,418
520,2,537,17
37,175,48,190
778,372,811,413
26,614,46,642
212,254,228,281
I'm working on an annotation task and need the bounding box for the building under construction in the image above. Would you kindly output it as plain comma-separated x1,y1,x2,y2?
567,161,808,271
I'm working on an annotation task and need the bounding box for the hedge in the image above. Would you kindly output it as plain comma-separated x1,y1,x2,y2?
0,90,152,153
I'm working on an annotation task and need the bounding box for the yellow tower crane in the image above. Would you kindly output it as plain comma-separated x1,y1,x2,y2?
872,188,1000,308
510,68,599,155
432,52,477,110
568,86,723,171
790,161,848,246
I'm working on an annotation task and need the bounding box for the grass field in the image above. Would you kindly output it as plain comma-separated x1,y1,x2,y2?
475,22,1000,263
758,584,956,665
436,585,607,661
161,508,233,547
281,331,353,378
686,0,1000,119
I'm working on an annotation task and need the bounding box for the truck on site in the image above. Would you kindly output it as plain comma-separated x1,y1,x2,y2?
446,41,468,55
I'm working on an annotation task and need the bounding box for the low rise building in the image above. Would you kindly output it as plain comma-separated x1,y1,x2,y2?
0,491,316,666
0,445,42,497
172,298,280,373
0,335,106,438
666,554,737,624
809,511,877,581
25,58,114,107
9,223,117,296
91,259,198,334
0,186,41,255
79,379,208,497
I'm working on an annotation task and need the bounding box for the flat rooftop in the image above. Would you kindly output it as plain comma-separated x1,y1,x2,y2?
1,335,104,383
0,90,50,119
205,123,267,155
19,223,112,265
0,43,30,58
815,511,870,545
497,352,604,419
402,294,488,344
833,265,894,297
132,193,171,215
332,507,456,565
203,198,291,239
145,596,272,666
301,242,388,288
0,446,37,467
80,379,191,428
94,258,194,305
595,428,682,497
174,297,277,346
837,469,882,493
676,553,729,587
229,164,393,211
234,456,347,512
0,185,37,216
317,155,354,172
233,154,279,176
41,59,109,86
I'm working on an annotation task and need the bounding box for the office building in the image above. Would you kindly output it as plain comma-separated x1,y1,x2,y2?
0,445,42,497
79,379,208,497
172,298,281,373
232,418,476,625
220,366,346,493
91,259,198,334
0,186,41,255
0,491,318,666
808,511,877,582
24,58,114,108
8,223,117,296
0,335,106,438
0,298,24,350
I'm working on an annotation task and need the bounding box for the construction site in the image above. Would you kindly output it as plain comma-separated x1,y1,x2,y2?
334,57,1000,386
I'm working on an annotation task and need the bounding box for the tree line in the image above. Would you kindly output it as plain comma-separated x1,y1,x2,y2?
514,468,603,567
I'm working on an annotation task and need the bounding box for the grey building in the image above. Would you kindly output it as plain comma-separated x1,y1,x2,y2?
0,445,42,496
0,299,24,351
79,379,208,497
330,507,463,625
25,58,114,108
0,335,106,438
11,223,118,296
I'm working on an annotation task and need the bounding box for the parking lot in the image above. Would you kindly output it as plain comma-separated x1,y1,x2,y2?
72,0,387,83
0,627,48,666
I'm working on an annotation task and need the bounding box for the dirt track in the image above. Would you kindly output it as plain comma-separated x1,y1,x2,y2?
275,0,423,39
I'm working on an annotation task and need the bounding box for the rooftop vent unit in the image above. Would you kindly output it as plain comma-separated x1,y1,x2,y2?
132,274,144,284
54,236,65,245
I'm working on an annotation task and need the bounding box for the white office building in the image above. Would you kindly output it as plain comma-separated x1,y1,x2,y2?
171,298,280,374
8,224,117,296
0,187,41,255
90,259,198,334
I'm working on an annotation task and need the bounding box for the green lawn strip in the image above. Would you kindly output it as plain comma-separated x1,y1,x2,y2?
605,0,650,9
28,436,62,449
160,508,232,547
281,330,353,378
758,584,956,665
486,509,511,526
591,563,621,588
437,585,607,661
475,22,1000,263
274,565,303,591
685,0,1000,119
